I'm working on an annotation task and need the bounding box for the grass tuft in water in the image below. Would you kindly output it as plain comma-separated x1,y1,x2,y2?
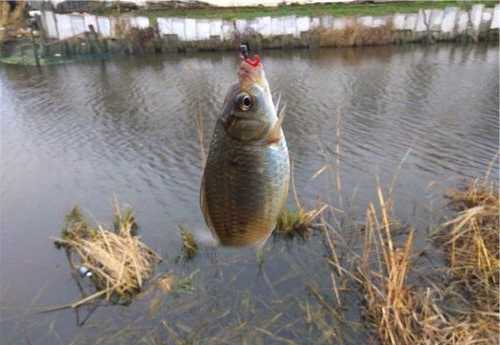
56,206,95,246
54,204,161,306
275,205,327,239
179,225,198,260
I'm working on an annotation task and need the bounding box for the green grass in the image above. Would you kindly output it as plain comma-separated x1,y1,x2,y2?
179,225,198,260
94,1,497,21
0,55,64,66
275,205,326,239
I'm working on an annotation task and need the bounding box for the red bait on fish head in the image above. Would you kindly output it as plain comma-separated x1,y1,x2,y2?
239,54,267,90
244,54,261,68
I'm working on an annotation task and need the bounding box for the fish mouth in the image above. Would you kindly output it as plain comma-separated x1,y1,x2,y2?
238,60,266,89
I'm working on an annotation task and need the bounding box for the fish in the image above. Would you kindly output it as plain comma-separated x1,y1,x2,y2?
200,55,290,247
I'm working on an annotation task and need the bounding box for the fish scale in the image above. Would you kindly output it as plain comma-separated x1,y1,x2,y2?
202,120,289,247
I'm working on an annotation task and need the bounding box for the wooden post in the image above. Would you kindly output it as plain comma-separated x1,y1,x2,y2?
34,13,49,58
30,20,41,67
88,24,99,54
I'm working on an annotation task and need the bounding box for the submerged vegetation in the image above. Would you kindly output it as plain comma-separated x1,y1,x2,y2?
54,205,161,306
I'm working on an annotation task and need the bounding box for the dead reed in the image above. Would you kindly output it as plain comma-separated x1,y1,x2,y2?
0,0,27,42
315,21,394,48
355,22,394,46
54,205,161,306
356,185,498,345
436,177,499,328
0,1,9,28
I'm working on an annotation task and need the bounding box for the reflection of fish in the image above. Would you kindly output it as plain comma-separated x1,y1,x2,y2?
201,55,290,247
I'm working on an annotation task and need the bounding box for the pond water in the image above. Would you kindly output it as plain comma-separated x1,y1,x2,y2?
1,43,498,345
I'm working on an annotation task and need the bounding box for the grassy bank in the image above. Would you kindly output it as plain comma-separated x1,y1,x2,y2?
95,1,498,20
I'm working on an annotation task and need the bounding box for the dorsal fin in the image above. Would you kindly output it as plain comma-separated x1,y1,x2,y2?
266,104,286,144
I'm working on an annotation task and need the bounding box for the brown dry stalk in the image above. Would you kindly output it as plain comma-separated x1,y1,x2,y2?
316,21,394,48
0,2,9,28
1,1,26,43
437,177,499,321
358,182,498,345
0,0,25,28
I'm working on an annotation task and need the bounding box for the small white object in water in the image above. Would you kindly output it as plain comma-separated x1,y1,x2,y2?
78,266,93,278
54,53,61,57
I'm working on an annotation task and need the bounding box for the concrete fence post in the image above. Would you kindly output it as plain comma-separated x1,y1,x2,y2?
393,14,406,31
470,4,485,32
440,7,458,40
492,4,500,29
455,10,469,39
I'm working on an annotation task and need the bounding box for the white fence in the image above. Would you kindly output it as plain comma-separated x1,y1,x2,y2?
41,4,500,42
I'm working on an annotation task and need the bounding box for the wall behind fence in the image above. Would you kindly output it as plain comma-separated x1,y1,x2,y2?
40,4,500,43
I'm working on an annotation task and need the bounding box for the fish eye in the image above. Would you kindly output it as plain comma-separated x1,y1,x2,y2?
237,93,253,111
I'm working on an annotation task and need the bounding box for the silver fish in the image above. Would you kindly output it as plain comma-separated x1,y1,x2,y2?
201,57,290,247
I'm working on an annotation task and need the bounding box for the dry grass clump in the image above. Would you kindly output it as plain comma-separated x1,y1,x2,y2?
316,21,394,48
0,0,25,27
316,25,357,48
437,177,499,322
0,0,27,42
357,187,496,345
54,205,161,306
0,1,10,28
275,204,327,239
355,23,394,46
